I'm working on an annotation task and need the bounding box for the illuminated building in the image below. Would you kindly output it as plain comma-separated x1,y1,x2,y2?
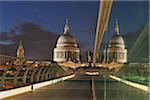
53,18,80,62
103,19,127,63
14,41,25,65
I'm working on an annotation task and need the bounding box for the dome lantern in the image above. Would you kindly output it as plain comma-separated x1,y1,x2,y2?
115,18,120,35
64,18,69,34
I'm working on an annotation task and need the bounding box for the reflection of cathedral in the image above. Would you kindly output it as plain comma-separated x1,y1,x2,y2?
103,19,127,63
53,18,80,62
14,41,25,65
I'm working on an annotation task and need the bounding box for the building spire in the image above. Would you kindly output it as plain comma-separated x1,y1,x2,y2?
19,41,23,47
64,17,69,34
14,40,25,65
17,40,25,58
115,18,120,35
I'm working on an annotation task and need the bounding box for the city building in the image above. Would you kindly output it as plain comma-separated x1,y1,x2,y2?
14,41,25,65
53,18,80,62
103,19,127,63
0,54,16,66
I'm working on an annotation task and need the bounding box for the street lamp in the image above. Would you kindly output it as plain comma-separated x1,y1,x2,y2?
6,62,9,66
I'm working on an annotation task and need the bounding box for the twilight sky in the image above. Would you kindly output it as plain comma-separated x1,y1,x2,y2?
0,1,149,60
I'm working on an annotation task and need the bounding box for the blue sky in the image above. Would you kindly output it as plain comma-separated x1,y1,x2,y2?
0,1,149,58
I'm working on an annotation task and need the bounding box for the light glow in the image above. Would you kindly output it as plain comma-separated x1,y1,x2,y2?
109,75,149,93
33,74,75,89
33,81,53,89
0,85,32,99
85,72,99,75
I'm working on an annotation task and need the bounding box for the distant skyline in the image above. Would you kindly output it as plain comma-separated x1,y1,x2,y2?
0,1,149,60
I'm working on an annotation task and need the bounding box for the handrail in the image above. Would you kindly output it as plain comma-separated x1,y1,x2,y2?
0,74,75,99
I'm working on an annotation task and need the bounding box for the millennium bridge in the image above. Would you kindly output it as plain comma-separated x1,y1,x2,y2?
0,0,149,100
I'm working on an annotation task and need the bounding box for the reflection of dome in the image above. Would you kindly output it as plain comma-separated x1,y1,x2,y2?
53,18,80,62
108,34,125,48
109,35,124,44
57,34,77,47
103,19,127,64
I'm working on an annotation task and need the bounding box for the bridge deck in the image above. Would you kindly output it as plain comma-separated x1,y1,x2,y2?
4,75,148,100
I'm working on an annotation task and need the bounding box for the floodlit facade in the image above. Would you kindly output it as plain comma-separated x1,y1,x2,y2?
103,19,127,63
53,18,80,62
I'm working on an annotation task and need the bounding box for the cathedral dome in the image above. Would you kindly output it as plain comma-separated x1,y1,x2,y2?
108,19,125,48
104,18,127,64
109,35,124,44
56,18,77,47
57,34,77,47
53,18,80,62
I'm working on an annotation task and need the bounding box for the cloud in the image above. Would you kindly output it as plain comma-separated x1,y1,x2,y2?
0,40,15,45
0,22,59,60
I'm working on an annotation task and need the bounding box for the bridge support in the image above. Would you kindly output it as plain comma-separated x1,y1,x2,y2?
36,66,45,82
23,66,30,84
41,67,49,81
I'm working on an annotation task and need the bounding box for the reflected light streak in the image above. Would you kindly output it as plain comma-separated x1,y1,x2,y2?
93,0,113,64
109,75,149,93
128,25,149,60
